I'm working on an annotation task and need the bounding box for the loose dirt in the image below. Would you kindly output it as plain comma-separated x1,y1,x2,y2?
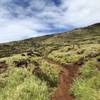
47,59,80,100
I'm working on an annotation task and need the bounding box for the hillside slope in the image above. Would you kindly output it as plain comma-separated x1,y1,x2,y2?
0,23,100,58
0,23,100,100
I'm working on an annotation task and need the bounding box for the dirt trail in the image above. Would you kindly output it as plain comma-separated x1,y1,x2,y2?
47,59,80,100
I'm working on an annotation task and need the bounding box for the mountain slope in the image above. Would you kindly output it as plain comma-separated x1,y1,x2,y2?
0,23,100,100
0,23,100,58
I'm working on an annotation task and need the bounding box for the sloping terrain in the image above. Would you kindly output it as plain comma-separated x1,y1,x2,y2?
0,23,100,58
0,23,100,100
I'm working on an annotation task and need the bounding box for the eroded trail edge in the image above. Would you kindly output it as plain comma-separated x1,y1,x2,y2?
47,58,80,100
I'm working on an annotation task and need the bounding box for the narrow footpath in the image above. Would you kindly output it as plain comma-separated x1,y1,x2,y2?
47,59,80,100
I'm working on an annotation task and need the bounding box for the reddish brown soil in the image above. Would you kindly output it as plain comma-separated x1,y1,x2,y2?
47,58,80,100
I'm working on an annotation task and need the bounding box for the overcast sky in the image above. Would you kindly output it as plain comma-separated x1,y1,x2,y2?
0,0,100,43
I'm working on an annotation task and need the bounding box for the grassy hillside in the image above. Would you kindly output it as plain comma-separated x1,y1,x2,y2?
0,23,100,58
0,23,100,100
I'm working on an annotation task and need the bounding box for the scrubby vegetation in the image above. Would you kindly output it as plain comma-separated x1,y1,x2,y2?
0,23,100,100
0,54,60,100
71,60,100,100
0,68,50,100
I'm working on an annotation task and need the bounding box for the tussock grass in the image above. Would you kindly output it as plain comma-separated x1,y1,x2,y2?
48,43,100,64
0,68,50,100
0,53,60,100
71,60,100,100
41,60,60,87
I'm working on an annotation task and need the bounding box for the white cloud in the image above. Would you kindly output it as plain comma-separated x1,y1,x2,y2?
65,0,100,26
0,0,100,43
